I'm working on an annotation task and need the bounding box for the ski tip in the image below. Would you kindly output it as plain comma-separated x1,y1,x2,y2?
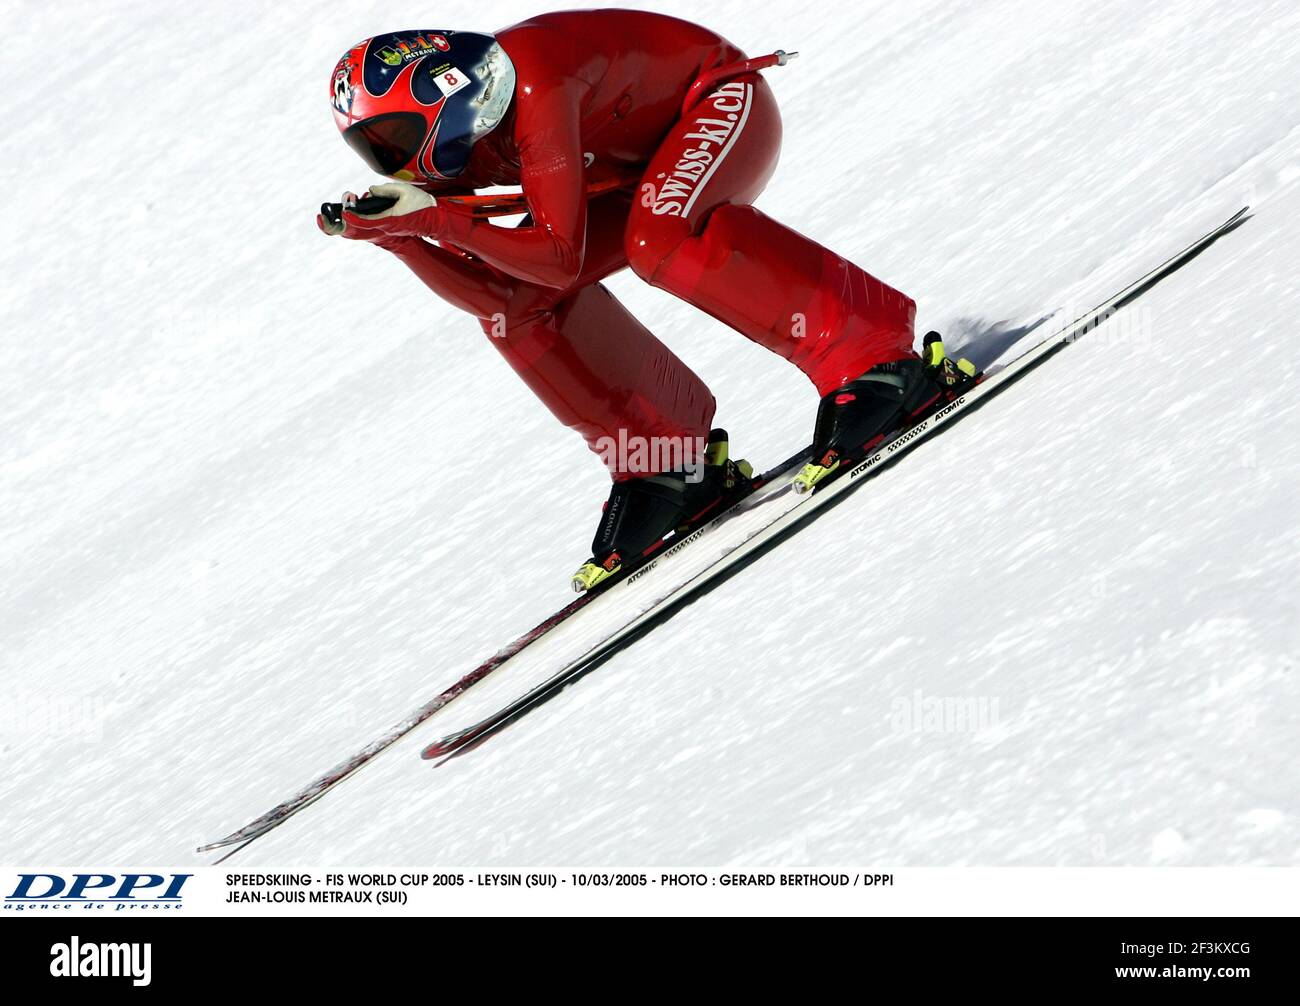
422,724,478,760
197,830,263,855
420,738,454,760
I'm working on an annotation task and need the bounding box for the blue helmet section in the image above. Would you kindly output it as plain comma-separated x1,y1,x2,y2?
359,30,515,179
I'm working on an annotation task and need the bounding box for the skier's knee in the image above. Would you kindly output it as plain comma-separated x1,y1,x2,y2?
626,203,757,285
624,217,676,284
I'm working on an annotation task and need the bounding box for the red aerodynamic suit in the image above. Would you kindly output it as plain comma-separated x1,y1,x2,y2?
346,10,917,478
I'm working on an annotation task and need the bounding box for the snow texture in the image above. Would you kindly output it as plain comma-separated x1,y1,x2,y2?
1,1,1296,866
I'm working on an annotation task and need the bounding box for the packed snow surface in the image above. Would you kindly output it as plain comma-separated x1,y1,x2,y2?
2,1,1297,865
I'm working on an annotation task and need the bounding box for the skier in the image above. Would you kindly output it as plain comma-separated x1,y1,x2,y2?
320,10,974,590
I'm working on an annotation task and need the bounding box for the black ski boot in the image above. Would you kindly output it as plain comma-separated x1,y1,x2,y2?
571,429,753,592
792,333,979,494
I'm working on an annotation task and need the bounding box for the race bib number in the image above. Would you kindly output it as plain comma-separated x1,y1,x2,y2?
433,66,470,97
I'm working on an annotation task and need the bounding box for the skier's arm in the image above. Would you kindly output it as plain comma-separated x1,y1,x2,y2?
375,235,517,319
435,78,590,288
342,78,591,289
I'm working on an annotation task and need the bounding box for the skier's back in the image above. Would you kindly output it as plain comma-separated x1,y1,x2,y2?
322,10,975,590
494,10,747,175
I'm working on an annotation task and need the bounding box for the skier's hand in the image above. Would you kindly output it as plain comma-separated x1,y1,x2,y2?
341,181,447,240
316,191,371,238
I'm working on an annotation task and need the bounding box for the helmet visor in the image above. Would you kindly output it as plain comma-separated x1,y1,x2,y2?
342,112,427,175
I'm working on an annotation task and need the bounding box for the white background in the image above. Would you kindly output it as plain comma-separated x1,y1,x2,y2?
1,1,1296,874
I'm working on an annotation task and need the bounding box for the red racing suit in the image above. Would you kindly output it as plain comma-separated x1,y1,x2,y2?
353,9,917,478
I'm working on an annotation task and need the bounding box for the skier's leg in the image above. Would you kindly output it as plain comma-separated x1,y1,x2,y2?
479,191,717,480
624,74,918,398
483,284,719,478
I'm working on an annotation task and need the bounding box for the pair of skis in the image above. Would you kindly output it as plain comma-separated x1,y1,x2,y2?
199,205,1250,859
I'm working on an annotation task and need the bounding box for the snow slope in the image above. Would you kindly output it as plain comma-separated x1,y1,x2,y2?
1,0,1296,866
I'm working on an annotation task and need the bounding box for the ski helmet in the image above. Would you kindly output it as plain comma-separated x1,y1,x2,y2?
330,30,515,182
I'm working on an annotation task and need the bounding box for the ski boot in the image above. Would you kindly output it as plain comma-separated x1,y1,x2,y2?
791,333,978,494
920,331,979,400
571,429,754,592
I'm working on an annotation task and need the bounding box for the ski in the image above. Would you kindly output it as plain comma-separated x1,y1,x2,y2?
200,205,1248,856
198,439,784,855
420,205,1252,762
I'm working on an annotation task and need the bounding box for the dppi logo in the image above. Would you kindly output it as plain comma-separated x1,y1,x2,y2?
5,874,192,912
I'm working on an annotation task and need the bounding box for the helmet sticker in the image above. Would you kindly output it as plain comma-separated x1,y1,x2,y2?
372,34,455,75
471,43,514,139
331,56,355,115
